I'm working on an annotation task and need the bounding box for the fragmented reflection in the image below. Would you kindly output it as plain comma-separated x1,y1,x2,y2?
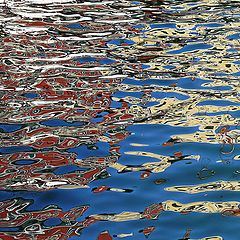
0,0,239,239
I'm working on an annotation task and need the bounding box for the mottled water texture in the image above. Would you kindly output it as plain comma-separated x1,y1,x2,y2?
0,0,239,239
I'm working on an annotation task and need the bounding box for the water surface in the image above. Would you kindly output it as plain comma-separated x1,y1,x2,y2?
0,0,239,239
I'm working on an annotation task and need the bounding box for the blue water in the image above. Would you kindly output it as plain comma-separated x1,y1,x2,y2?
0,0,239,239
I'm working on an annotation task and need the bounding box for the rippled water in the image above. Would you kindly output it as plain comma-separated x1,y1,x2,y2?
0,0,239,239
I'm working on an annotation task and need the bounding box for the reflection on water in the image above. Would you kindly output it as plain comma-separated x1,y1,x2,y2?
0,0,239,239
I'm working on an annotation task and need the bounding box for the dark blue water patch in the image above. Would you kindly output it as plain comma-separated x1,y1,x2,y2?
233,71,240,76
0,146,33,154
110,100,122,109
77,57,96,63
197,100,240,106
192,57,201,62
142,64,151,69
149,23,176,30
99,58,116,65
53,165,83,175
14,160,37,165
0,192,15,201
0,124,22,132
204,86,233,91
151,92,189,100
167,43,212,54
227,33,240,40
118,152,150,165
122,78,145,86
35,188,92,212
68,142,109,159
197,23,225,28
87,170,154,212
22,92,40,99
76,109,85,113
175,77,231,90
41,119,84,127
0,228,19,232
162,65,176,69
90,117,103,124
131,1,141,5
44,218,62,227
113,91,142,99
65,23,87,30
